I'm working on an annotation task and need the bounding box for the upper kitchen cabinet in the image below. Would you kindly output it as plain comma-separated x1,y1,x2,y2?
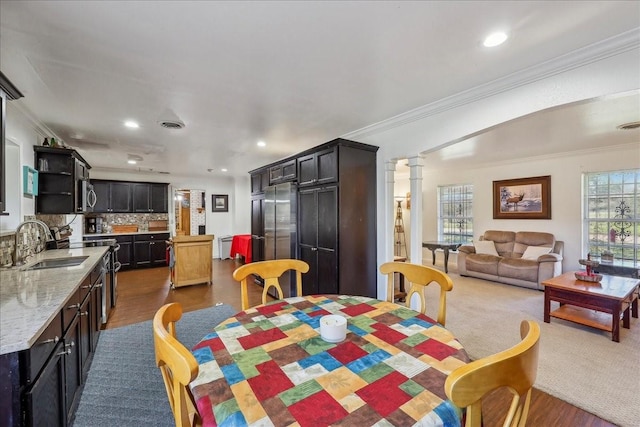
34,146,92,214
132,182,168,213
297,146,337,187
250,168,269,195
0,71,24,214
269,159,296,185
92,180,132,213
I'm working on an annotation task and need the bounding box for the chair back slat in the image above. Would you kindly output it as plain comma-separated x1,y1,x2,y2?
233,259,310,310
380,261,453,325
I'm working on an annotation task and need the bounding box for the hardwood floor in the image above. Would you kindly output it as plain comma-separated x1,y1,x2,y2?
107,260,615,427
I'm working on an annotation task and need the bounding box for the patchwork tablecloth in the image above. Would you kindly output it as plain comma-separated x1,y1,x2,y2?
190,295,469,426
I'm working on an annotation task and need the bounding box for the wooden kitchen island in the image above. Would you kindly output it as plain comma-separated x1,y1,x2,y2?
170,234,214,288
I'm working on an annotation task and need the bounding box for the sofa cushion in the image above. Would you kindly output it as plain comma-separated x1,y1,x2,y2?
498,258,539,282
482,230,515,256
474,240,499,256
521,246,552,260
514,231,555,256
465,254,500,276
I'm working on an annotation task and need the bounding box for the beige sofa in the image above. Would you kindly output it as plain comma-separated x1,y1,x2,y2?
457,230,563,290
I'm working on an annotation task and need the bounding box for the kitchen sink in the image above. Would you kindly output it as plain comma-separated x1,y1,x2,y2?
24,256,89,271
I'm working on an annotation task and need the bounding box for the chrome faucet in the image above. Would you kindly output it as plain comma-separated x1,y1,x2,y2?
12,220,55,267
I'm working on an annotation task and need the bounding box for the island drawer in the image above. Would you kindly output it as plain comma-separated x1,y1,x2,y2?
21,311,62,383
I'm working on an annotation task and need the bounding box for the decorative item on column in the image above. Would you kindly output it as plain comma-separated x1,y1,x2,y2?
394,196,407,258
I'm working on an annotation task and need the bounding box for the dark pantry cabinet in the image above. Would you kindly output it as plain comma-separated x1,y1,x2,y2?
249,138,378,298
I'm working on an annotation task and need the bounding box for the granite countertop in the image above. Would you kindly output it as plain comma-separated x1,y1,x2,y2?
85,230,170,237
0,246,109,355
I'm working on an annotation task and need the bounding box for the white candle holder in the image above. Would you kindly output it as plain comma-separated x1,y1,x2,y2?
320,315,347,343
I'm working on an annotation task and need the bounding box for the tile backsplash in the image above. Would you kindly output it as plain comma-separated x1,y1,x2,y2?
86,213,169,233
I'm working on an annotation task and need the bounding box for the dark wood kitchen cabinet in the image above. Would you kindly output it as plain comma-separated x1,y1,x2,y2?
299,186,338,295
133,233,170,268
250,168,269,195
34,146,92,214
114,235,133,270
92,180,132,213
249,138,378,298
269,159,296,184
0,72,23,214
1,262,104,426
132,182,168,213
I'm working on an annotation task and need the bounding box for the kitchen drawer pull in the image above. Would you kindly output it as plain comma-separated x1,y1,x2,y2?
64,341,75,349
80,311,89,316
40,336,60,345
82,285,91,289
96,284,103,288
57,348,72,356
67,303,80,309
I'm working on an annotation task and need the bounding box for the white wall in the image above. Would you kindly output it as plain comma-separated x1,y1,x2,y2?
1,103,46,232
422,144,639,273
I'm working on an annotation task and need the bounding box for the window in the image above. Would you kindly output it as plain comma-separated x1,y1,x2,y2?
438,184,473,244
583,169,639,266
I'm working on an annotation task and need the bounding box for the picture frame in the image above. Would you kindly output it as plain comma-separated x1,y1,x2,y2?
212,194,229,212
493,175,551,219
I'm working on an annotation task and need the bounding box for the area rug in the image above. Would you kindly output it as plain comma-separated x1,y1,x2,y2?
422,272,639,427
72,304,236,427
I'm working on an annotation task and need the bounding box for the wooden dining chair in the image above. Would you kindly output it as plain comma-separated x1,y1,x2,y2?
152,303,202,427
380,261,454,326
444,320,541,427
233,259,310,310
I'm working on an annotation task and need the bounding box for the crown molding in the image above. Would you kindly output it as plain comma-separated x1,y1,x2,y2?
8,101,59,140
344,28,640,141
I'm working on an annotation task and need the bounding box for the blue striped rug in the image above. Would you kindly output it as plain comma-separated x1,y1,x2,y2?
72,304,236,427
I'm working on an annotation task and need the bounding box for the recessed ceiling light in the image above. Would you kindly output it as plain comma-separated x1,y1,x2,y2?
124,120,139,128
221,168,228,172
257,140,266,147
483,32,508,47
127,154,143,165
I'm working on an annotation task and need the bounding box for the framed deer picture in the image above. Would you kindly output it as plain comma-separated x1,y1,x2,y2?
493,175,551,219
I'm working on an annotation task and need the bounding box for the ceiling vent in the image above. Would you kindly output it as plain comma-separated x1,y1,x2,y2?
617,121,640,130
157,108,185,129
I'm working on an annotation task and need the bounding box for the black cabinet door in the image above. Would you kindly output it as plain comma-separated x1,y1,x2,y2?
298,148,337,187
316,187,338,294
132,183,151,212
133,241,151,268
92,180,110,213
110,182,132,212
90,280,102,351
116,239,133,270
151,183,168,213
79,294,91,379
23,341,66,427
150,241,167,267
298,187,338,295
251,169,269,194
64,314,82,423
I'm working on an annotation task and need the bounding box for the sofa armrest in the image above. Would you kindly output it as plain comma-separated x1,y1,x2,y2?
458,245,476,255
538,253,562,262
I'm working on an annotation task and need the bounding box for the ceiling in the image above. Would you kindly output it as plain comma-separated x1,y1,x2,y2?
1,1,638,179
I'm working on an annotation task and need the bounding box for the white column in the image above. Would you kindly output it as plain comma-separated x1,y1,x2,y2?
384,160,397,264
407,156,424,265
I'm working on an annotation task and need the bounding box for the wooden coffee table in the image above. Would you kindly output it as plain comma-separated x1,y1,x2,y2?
543,272,639,342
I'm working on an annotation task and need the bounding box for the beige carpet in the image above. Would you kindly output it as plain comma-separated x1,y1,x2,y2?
419,265,639,427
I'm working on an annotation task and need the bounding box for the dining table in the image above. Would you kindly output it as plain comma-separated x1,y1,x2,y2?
190,295,469,426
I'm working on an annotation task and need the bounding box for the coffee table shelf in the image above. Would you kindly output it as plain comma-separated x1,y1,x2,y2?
550,305,614,332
